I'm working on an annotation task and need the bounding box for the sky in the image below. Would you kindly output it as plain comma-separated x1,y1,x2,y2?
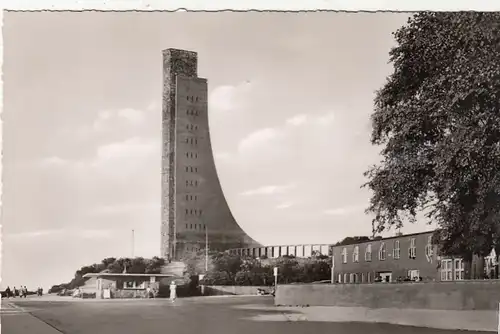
1,11,437,290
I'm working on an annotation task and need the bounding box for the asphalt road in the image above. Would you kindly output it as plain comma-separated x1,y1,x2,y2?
1,296,492,334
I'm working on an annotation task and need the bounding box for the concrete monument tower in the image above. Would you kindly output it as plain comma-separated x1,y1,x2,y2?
161,48,261,261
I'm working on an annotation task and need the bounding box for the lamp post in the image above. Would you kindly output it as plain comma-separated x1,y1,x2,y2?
331,254,335,284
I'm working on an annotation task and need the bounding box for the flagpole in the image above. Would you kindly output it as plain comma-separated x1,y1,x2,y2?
132,229,135,258
205,227,209,272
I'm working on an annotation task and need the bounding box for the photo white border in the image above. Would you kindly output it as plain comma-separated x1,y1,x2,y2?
0,0,498,11
0,3,496,331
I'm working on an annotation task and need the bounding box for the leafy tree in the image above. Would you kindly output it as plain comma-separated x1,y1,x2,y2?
199,271,233,285
303,259,331,282
144,256,166,274
181,250,216,276
273,257,300,284
364,12,500,260
334,236,371,246
210,252,244,282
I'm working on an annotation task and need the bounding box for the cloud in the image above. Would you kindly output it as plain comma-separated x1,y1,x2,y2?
92,107,145,131
323,204,365,216
39,138,159,180
315,111,336,126
238,128,283,153
276,202,293,210
240,183,296,196
214,152,234,164
208,81,253,113
93,137,157,163
85,137,159,178
146,101,160,112
286,111,335,128
286,114,308,127
117,108,145,124
39,156,69,167
237,111,337,156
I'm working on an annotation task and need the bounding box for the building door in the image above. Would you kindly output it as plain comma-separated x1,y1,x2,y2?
96,278,103,299
408,270,420,280
379,272,392,282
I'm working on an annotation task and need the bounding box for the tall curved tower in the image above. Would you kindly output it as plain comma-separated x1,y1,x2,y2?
161,48,261,260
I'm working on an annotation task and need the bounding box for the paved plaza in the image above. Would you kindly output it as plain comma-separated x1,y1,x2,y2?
1,296,493,334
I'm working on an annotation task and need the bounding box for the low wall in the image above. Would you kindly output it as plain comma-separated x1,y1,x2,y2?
204,285,271,296
275,280,500,310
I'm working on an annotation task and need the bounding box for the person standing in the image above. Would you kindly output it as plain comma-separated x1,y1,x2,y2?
5,286,11,299
169,281,177,303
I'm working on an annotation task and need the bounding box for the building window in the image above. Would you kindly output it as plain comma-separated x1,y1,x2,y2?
185,223,188,229
454,259,464,280
367,272,371,283
123,281,146,290
365,244,372,261
379,242,386,260
393,240,400,259
344,273,348,283
350,273,354,283
337,274,342,283
361,273,365,283
441,259,453,281
408,238,416,259
353,246,359,263
425,236,433,259
341,248,347,263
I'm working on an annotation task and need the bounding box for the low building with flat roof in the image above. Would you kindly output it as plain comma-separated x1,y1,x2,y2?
82,273,176,299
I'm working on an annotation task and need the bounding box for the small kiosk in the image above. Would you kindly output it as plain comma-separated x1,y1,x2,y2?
82,273,175,299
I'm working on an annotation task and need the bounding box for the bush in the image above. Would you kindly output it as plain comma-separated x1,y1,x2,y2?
200,271,233,285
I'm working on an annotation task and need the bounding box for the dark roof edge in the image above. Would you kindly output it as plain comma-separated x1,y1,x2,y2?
332,229,437,248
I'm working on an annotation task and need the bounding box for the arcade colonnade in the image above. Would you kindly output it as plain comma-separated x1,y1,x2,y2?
227,244,331,258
